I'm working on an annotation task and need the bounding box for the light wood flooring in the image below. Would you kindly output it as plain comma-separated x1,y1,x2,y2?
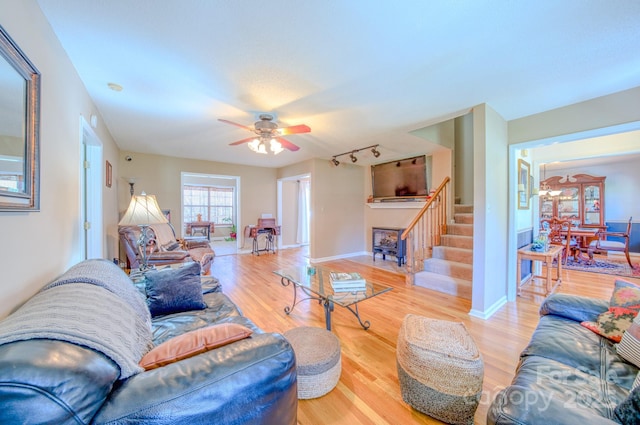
211,247,638,425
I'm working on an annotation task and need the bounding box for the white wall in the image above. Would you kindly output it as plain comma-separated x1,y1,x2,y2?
0,1,120,319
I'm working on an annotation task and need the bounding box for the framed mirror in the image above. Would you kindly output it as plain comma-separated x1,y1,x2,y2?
0,25,40,211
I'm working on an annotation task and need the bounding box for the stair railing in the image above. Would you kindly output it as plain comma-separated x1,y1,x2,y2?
401,177,450,285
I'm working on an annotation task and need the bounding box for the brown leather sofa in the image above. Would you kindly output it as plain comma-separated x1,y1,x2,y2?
119,224,215,274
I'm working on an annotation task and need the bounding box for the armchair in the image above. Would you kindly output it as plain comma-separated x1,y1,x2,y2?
587,216,634,268
119,223,214,274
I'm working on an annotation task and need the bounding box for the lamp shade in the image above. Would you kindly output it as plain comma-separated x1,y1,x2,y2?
118,193,168,226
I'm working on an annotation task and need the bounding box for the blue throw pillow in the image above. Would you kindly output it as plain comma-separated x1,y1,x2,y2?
144,262,206,317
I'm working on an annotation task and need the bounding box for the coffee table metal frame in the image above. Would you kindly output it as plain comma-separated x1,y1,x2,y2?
273,266,392,331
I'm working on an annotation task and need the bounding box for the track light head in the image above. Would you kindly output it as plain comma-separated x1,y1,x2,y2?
371,146,380,158
331,157,340,166
350,152,358,163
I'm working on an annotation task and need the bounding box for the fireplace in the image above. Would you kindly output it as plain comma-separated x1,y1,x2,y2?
372,227,406,266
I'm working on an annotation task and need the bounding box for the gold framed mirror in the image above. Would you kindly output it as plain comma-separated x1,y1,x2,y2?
0,25,40,211
517,159,530,210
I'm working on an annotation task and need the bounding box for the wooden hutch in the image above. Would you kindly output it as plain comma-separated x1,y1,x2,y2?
540,174,606,228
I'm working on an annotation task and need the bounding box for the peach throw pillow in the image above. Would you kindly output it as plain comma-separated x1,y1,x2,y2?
140,323,253,370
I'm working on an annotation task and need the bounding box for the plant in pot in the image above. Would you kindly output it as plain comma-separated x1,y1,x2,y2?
222,217,237,241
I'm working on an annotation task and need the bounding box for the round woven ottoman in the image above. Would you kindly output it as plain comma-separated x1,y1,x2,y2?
396,315,484,425
284,326,341,399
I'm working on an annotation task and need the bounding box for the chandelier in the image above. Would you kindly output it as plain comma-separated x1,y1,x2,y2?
247,136,284,155
538,164,562,197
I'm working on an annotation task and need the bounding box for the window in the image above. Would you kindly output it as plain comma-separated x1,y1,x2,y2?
183,185,234,225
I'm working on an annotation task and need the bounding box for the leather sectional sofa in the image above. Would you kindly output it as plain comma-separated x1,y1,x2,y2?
488,293,639,424
0,259,297,424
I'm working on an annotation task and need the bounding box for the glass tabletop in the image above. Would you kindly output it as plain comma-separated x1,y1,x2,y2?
273,265,392,308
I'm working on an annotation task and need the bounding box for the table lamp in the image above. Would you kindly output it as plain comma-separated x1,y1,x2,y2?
118,192,168,271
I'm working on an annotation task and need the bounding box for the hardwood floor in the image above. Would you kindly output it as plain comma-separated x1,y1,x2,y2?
211,247,638,425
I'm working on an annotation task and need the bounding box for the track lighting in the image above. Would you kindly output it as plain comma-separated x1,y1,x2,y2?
331,144,380,166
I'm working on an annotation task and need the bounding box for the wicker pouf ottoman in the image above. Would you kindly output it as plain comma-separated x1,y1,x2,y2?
396,315,484,425
284,326,341,399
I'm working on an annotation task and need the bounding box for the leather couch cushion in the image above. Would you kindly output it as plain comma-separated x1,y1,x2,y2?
0,339,119,425
522,315,638,390
145,262,206,317
139,323,253,370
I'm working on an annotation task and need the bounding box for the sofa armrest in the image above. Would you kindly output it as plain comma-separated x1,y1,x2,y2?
92,333,297,425
539,293,609,323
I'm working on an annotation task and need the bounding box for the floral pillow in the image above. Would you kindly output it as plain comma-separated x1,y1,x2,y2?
581,279,640,343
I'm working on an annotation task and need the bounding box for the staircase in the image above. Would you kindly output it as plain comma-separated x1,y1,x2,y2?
414,204,473,299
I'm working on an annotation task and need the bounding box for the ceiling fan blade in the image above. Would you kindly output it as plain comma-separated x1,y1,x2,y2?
228,136,258,146
278,124,311,136
276,137,300,151
218,118,254,132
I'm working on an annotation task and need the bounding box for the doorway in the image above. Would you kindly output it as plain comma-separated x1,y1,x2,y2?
277,174,311,250
80,116,103,259
508,121,640,301
181,172,240,256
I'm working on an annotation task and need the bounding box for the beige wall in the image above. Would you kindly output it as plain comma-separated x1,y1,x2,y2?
454,112,474,205
118,151,278,250
471,103,509,316
0,0,120,319
508,86,640,144
311,159,365,259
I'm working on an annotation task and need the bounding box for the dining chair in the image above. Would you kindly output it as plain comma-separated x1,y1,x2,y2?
540,217,576,264
587,217,634,268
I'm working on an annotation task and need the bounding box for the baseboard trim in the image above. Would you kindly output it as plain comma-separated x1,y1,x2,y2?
310,251,369,263
469,296,507,320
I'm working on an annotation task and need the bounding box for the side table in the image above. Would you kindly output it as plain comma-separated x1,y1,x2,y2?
517,244,563,296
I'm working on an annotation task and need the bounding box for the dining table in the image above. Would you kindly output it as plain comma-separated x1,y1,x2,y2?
560,227,601,261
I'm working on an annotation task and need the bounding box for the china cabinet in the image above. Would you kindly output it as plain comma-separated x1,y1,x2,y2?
539,174,605,228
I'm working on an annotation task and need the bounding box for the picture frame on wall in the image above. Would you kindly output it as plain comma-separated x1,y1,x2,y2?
105,160,112,188
517,159,530,210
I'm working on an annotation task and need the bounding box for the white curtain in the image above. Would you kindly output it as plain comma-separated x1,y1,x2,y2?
296,179,310,245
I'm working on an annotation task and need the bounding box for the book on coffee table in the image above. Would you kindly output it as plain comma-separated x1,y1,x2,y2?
330,272,366,292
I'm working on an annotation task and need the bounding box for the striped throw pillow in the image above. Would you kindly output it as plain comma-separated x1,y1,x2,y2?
618,313,640,369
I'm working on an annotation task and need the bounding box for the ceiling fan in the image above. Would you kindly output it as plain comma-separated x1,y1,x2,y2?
219,114,311,155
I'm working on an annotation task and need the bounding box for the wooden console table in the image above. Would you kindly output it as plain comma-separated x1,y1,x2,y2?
517,244,563,296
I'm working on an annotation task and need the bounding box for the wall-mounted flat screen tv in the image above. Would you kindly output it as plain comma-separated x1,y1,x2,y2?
371,155,428,199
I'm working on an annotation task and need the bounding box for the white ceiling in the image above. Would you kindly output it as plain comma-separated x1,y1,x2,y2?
36,1,640,168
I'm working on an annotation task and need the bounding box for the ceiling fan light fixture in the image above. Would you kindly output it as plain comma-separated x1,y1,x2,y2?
270,139,284,155
248,138,267,154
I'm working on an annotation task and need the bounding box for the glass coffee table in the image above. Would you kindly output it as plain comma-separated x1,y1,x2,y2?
273,265,392,331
